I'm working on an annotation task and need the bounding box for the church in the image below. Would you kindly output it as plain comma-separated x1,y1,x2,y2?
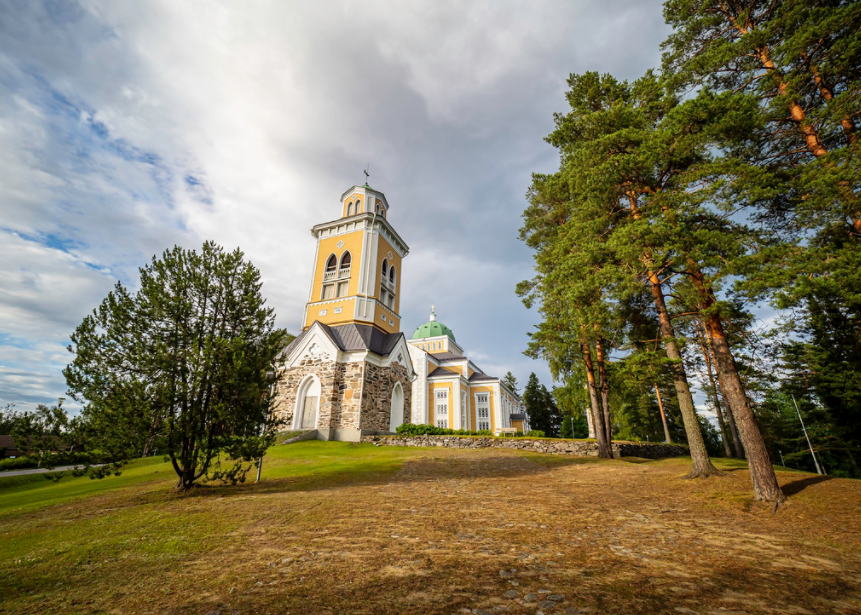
272,183,527,441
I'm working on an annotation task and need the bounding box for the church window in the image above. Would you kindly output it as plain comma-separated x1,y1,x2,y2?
381,314,387,322
347,201,353,215
339,251,351,275
476,393,490,431
389,265,396,285
380,288,388,306
435,389,449,428
334,307,342,314
381,259,388,278
336,280,349,297
322,254,338,295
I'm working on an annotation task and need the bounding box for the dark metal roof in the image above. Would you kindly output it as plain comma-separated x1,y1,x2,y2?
428,367,460,379
327,323,404,355
0,435,16,449
509,414,525,421
434,352,465,361
469,372,497,382
283,321,405,358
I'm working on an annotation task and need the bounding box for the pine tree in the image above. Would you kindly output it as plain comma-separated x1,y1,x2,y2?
65,242,286,489
502,371,520,395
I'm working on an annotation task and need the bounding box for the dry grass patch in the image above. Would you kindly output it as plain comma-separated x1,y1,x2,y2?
1,442,859,615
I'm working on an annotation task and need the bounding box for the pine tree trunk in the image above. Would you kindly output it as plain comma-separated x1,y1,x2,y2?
594,336,613,446
646,269,720,478
687,268,785,502
654,383,672,444
628,192,718,477
805,58,857,145
697,324,733,458
705,335,745,459
750,46,861,233
582,343,613,459
723,402,745,460
704,313,785,502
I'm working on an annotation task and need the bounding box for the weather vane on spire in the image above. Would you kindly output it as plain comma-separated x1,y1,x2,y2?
363,163,370,186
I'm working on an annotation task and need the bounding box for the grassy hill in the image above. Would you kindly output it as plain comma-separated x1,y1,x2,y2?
1,442,859,615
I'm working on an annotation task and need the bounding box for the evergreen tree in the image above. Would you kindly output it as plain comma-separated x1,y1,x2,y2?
522,373,562,437
65,242,286,489
662,0,861,487
501,371,520,395
554,380,592,439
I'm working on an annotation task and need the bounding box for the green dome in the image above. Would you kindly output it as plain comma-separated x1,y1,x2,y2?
411,307,456,341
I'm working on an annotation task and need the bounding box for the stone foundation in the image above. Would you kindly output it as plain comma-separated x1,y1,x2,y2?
360,435,688,459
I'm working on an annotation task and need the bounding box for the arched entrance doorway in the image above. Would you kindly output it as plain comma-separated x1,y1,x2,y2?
294,376,321,430
390,382,404,432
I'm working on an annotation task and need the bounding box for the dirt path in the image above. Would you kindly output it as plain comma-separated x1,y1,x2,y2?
3,448,860,615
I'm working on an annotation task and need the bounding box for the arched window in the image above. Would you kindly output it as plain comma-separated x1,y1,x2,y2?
294,376,321,430
389,265,396,285
321,254,337,299
390,382,404,431
339,251,351,270
346,201,353,216
380,259,394,309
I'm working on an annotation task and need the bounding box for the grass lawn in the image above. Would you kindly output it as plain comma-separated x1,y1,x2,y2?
0,442,859,615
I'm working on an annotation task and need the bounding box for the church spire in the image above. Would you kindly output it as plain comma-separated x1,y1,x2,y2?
429,305,436,322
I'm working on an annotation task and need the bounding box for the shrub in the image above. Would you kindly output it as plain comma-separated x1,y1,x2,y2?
395,424,488,437
0,451,93,472
524,430,546,438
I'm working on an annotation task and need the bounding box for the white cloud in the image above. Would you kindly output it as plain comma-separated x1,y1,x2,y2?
0,0,671,411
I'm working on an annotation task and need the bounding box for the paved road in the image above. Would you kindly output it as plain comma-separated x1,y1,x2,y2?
0,465,89,477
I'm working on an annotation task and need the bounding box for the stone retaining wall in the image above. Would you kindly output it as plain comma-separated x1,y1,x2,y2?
360,435,687,459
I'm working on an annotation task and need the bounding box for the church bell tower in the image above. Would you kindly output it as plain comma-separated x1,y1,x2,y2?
301,183,409,333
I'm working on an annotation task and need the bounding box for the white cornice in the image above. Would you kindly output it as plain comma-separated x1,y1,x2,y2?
312,213,409,257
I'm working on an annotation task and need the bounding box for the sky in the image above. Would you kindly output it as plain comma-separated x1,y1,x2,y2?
0,0,676,416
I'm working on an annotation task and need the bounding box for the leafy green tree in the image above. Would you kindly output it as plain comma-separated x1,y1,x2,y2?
0,403,22,435
65,242,286,490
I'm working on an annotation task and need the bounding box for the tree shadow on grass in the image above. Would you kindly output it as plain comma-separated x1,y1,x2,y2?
781,474,834,496
176,452,601,501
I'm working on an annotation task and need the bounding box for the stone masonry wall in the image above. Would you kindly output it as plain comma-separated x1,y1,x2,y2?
360,362,412,431
272,356,338,429
273,357,364,430
360,435,687,459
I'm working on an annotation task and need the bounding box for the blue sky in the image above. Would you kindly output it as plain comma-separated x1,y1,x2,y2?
0,0,697,415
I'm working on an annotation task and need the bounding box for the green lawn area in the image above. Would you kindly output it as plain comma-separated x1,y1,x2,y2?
0,441,425,518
